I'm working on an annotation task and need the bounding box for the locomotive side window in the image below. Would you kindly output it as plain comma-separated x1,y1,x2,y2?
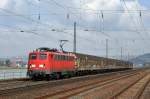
55,55,60,60
54,55,62,61
30,54,37,60
69,56,74,61
40,54,47,60
63,56,65,60
65,56,68,61
54,55,57,60
53,54,75,61
59,55,62,60
66,56,69,61
68,56,71,61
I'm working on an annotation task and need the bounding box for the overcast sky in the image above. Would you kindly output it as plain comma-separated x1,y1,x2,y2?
0,0,150,59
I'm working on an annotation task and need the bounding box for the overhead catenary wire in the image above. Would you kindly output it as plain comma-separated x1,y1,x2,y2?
52,0,113,38
45,0,150,40
134,0,150,39
0,0,149,56
41,0,114,39
46,0,150,38
45,0,150,13
0,24,58,41
0,6,75,38
120,0,147,43
139,11,150,37
44,0,84,25
0,2,140,38
0,8,104,46
0,7,54,29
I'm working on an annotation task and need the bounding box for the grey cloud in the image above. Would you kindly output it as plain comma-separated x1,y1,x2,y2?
0,0,149,58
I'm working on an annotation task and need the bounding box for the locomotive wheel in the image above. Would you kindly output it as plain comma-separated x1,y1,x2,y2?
56,73,61,79
45,75,51,81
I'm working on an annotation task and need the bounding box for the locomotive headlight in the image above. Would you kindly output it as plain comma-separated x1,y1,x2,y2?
39,64,44,68
31,64,36,68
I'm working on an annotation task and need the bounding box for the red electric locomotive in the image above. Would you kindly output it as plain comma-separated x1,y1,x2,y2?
27,47,133,80
27,48,76,80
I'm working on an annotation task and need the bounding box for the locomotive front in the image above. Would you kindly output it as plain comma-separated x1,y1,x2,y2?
27,52,50,79
27,48,76,80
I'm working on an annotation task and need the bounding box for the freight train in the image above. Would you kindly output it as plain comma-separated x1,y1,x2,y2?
27,47,133,80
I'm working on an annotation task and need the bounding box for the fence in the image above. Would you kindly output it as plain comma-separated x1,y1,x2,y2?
0,70,27,80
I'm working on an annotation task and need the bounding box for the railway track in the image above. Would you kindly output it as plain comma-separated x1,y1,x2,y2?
0,80,52,95
140,78,150,99
0,78,29,84
0,69,136,97
36,69,148,99
57,69,150,99
0,69,148,99
113,73,150,99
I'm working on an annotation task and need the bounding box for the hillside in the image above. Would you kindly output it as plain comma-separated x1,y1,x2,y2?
130,53,150,66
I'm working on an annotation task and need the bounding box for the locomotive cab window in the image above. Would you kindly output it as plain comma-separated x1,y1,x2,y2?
54,55,59,60
30,54,37,60
40,54,47,60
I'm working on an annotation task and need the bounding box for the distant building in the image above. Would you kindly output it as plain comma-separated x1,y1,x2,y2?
0,57,27,68
10,57,27,68
144,63,150,67
0,59,5,66
0,58,11,66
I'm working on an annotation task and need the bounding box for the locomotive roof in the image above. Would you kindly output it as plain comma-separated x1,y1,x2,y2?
35,47,58,52
33,47,132,63
32,47,75,56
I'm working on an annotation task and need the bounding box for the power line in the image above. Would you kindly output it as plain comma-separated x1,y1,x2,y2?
0,23,39,35
0,7,76,40
0,0,149,53
139,11,150,37
44,0,84,24
0,9,150,16
0,1,147,43
46,0,150,13
45,0,150,41
0,7,54,29
134,1,150,39
46,0,113,38
120,0,147,43
40,0,114,40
